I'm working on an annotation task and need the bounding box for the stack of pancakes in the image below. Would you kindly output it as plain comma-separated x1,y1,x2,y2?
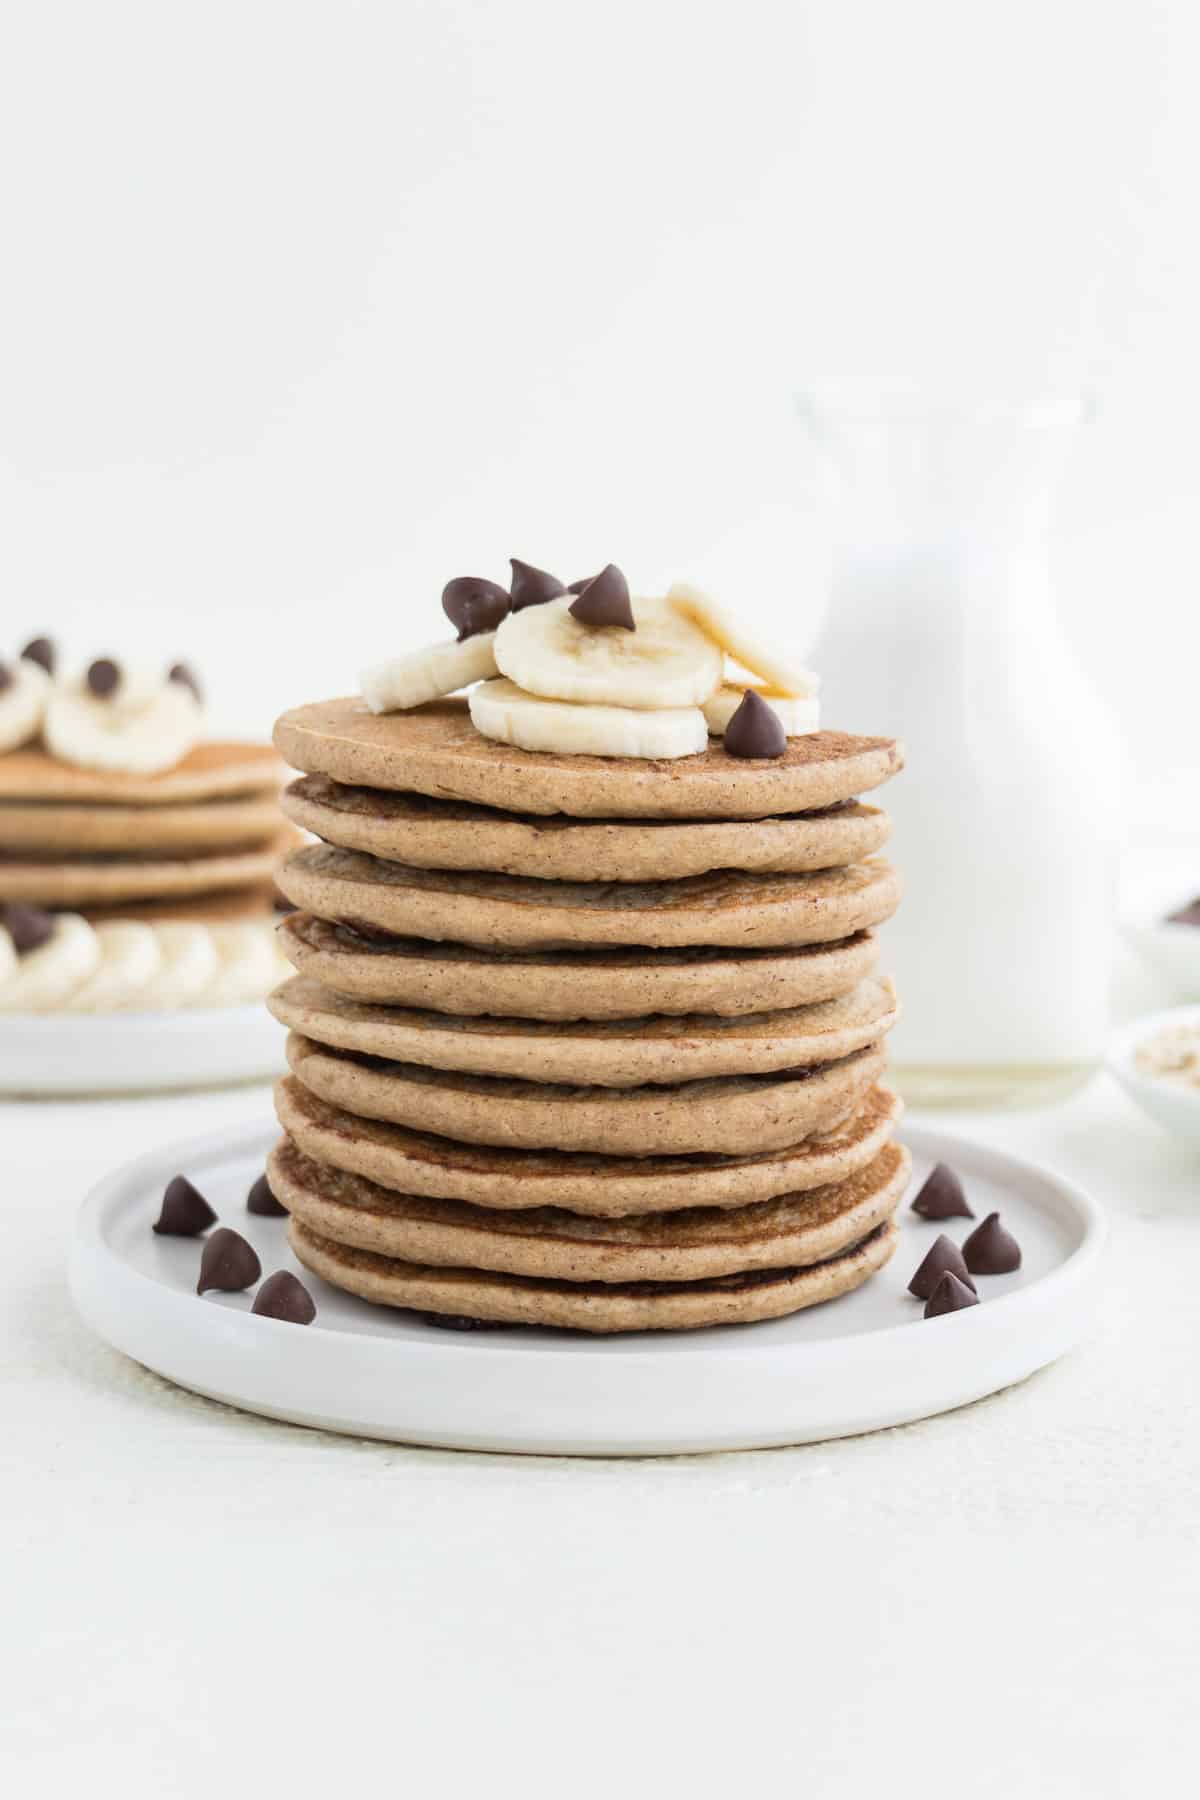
269,697,908,1333
0,743,291,913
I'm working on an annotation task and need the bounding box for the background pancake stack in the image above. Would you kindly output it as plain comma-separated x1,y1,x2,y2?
269,696,907,1332
0,742,292,911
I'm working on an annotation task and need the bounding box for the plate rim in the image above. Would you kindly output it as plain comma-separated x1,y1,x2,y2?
71,1115,1107,1369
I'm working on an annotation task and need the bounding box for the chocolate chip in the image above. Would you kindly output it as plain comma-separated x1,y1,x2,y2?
168,661,203,702
911,1161,974,1220
416,1311,505,1332
723,688,787,759
924,1271,981,1318
86,657,121,699
21,636,56,676
908,1233,977,1301
251,1270,316,1324
566,574,598,594
568,564,635,631
197,1228,262,1294
509,559,567,612
153,1174,218,1237
962,1212,1021,1275
0,661,12,695
441,577,510,641
1,903,56,956
247,1172,288,1217
1167,897,1200,928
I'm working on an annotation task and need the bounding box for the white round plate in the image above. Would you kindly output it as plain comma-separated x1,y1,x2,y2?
69,1120,1106,1456
1107,1005,1200,1148
0,1006,285,1095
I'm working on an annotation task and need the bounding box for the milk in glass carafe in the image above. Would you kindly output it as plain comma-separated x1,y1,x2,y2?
800,391,1122,1106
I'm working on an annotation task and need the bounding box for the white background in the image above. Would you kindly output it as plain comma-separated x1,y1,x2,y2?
2,0,1198,837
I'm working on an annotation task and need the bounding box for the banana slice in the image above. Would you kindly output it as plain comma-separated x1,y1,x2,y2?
703,682,821,737
667,583,819,698
205,923,281,1006
43,679,200,775
0,914,101,1012
0,658,50,752
63,922,162,1012
493,596,721,711
361,634,498,714
137,923,220,1008
470,679,708,760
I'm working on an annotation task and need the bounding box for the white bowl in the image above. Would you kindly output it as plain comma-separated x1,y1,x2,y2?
1122,896,1200,1002
1107,1005,1200,1148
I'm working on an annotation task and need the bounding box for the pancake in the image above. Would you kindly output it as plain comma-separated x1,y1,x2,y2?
277,843,901,952
84,882,286,925
289,1214,900,1331
281,773,891,879
286,1032,887,1156
0,792,282,854
274,696,902,821
268,971,900,1087
275,1076,904,1215
268,1135,910,1283
0,830,297,906
278,913,880,1019
0,741,285,805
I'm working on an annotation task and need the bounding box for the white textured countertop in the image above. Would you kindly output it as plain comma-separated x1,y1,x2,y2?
3,1052,1197,1799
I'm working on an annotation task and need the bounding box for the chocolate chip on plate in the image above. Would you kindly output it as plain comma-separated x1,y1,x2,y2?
566,574,598,594
509,559,567,612
168,661,203,702
911,1161,974,1220
197,1228,262,1294
247,1172,288,1217
2,902,56,956
723,688,786,760
924,1271,980,1318
908,1233,977,1301
86,657,121,699
568,564,635,631
251,1271,316,1324
441,577,510,641
962,1212,1022,1275
153,1174,218,1237
21,636,56,676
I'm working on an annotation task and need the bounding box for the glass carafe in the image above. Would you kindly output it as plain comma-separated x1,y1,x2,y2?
799,390,1122,1107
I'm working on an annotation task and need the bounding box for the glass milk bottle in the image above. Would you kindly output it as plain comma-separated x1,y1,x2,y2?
799,391,1123,1106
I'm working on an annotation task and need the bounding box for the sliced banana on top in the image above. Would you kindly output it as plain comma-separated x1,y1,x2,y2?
667,583,819,699
703,682,821,737
470,679,708,761
361,633,499,715
494,596,721,711
0,657,50,753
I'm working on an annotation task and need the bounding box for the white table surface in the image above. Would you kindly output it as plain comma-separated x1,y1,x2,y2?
3,1002,1198,1796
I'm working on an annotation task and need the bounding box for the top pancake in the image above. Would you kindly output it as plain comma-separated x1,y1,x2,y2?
274,697,902,821
0,741,285,806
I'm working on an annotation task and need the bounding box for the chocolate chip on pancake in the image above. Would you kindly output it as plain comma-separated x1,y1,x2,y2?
1,901,56,955
86,658,121,699
568,564,635,631
20,637,56,676
725,688,787,760
509,559,567,611
441,577,510,641
168,661,203,702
